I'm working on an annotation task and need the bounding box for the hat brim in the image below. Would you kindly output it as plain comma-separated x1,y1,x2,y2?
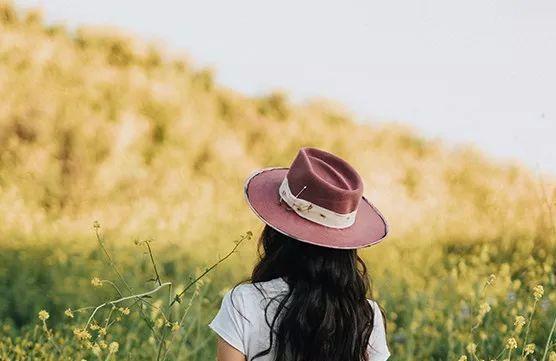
244,167,388,249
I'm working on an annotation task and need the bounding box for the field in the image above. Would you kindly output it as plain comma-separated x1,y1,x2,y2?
0,3,555,360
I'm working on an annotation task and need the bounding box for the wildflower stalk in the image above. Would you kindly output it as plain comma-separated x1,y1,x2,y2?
143,239,162,286
542,315,556,361
74,225,250,359
521,299,538,358
102,279,124,297
163,282,203,360
94,223,133,293
85,282,172,329
93,222,168,346
41,320,62,354
171,231,252,306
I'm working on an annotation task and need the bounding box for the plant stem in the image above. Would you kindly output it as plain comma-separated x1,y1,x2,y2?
85,282,171,329
94,226,133,293
171,231,251,306
144,239,162,286
542,314,556,361
521,300,537,358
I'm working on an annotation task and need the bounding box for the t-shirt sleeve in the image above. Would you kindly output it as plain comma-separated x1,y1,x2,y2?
367,300,391,361
208,288,247,355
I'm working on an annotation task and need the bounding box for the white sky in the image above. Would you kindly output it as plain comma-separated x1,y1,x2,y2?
18,0,556,174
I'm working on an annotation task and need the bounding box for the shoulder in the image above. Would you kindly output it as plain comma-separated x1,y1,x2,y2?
366,299,390,361
226,278,288,301
367,299,383,314
367,299,386,327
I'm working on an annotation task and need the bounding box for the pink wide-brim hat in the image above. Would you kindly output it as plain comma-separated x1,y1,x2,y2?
243,147,388,249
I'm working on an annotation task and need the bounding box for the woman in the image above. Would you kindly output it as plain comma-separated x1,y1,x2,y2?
209,147,390,361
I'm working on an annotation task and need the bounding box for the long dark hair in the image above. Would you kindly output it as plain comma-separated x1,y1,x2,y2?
234,224,384,361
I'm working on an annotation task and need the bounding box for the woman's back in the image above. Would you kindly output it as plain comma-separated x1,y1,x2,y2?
209,277,390,361
210,147,391,360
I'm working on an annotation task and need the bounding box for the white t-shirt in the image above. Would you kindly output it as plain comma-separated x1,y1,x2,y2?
208,277,390,361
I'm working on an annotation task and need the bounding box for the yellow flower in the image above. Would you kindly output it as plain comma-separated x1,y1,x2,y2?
109,341,119,354
479,302,491,315
98,340,107,349
98,327,107,336
155,318,164,328
486,274,496,285
548,351,556,361
73,328,92,341
514,315,526,333
523,343,535,355
118,307,130,315
533,285,544,301
170,322,180,332
64,308,74,318
505,337,517,350
91,277,103,287
466,343,476,354
457,356,467,361
38,310,49,321
91,343,101,356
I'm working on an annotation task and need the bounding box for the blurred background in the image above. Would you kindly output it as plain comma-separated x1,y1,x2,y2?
0,1,554,360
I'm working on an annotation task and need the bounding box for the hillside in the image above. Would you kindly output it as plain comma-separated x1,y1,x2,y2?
0,3,551,253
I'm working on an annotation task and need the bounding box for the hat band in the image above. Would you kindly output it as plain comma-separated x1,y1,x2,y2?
278,177,357,229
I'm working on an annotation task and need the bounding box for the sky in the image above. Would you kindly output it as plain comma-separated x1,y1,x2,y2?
18,0,556,175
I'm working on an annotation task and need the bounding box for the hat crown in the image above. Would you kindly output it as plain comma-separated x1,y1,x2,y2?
285,147,364,214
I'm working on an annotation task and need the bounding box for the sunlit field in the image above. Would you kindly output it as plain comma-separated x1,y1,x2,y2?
0,3,555,360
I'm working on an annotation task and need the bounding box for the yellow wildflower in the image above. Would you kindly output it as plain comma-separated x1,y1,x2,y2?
98,327,107,336
64,308,74,318
155,318,164,328
505,337,517,350
549,351,556,361
109,341,119,354
514,315,526,333
533,285,544,301
523,343,535,355
479,302,490,315
486,274,496,285
457,356,467,361
466,343,476,354
73,328,92,341
91,277,103,287
38,310,49,321
118,307,130,315
170,322,180,332
91,343,101,356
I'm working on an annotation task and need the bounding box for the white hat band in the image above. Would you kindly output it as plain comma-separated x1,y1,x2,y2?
278,177,357,229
